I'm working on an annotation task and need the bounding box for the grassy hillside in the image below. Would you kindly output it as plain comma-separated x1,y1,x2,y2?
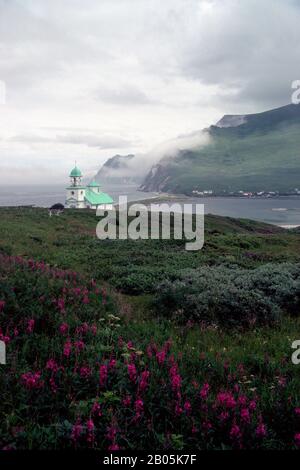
0,207,298,294
1,208,300,450
141,104,300,194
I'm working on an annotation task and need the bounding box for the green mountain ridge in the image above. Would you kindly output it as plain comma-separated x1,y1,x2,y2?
140,103,300,195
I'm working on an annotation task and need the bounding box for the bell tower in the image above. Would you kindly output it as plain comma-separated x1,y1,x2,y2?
65,164,86,208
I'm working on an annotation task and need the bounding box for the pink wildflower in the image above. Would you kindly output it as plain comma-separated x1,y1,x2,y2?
63,339,72,357
294,433,300,447
92,401,102,417
27,319,35,334
134,399,144,415
139,370,150,392
99,364,108,386
122,395,131,407
256,422,267,439
108,443,120,451
156,350,166,365
184,400,192,414
86,419,95,444
71,422,83,442
21,371,44,390
128,363,137,383
46,359,59,373
74,340,85,352
57,298,65,313
249,400,257,411
169,365,181,392
59,323,69,335
200,382,210,400
240,408,250,424
80,366,91,378
230,424,242,440
217,391,236,409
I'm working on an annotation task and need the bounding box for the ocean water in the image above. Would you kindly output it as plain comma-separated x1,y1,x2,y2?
0,184,155,207
0,184,300,226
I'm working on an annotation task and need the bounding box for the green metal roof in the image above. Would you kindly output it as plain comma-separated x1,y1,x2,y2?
85,189,113,205
70,166,82,177
88,180,101,187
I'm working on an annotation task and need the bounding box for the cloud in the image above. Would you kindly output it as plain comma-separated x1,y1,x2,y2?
1,0,300,183
10,132,132,149
94,84,155,106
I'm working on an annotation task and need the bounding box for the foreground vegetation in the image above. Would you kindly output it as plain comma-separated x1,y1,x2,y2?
1,207,300,449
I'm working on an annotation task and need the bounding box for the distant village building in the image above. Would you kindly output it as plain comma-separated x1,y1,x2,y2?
65,165,114,209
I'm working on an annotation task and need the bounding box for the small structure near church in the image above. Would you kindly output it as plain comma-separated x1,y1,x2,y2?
49,203,64,216
65,165,114,209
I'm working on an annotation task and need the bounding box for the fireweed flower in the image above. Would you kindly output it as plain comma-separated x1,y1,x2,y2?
0,333,10,343
217,392,236,409
169,365,181,392
92,401,102,417
139,370,150,392
26,319,35,334
57,298,65,313
256,422,267,439
86,419,95,444
249,400,257,411
237,395,247,407
80,366,91,378
21,371,44,390
91,324,97,335
156,350,166,365
134,399,144,415
63,339,72,358
240,408,251,424
295,408,300,417
219,411,230,422
122,395,131,407
294,433,300,447
74,340,85,352
184,400,192,414
175,402,183,416
128,363,137,383
71,422,83,442
108,443,120,451
59,323,69,335
46,359,59,373
99,364,108,386
230,423,242,440
200,383,210,400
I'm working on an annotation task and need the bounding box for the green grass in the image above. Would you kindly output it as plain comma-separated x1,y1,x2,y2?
1,207,300,449
0,207,299,294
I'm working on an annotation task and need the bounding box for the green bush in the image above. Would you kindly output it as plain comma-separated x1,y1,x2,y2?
154,263,300,327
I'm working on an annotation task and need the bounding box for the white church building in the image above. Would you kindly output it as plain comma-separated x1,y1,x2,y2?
65,165,114,209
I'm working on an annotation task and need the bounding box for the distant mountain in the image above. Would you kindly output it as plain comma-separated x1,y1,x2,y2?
140,103,300,195
95,154,143,184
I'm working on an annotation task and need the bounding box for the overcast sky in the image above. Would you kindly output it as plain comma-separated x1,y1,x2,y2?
0,0,299,184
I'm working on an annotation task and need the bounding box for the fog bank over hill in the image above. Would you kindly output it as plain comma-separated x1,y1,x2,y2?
139,103,300,195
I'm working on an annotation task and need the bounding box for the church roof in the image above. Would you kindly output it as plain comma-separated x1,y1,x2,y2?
85,189,114,205
88,180,100,187
70,166,82,177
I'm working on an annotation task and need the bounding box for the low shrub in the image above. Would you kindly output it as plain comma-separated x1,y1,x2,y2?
154,263,300,327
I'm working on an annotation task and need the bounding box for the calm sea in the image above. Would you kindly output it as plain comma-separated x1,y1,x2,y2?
0,184,300,227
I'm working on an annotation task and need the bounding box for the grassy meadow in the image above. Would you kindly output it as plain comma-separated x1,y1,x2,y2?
1,206,300,449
